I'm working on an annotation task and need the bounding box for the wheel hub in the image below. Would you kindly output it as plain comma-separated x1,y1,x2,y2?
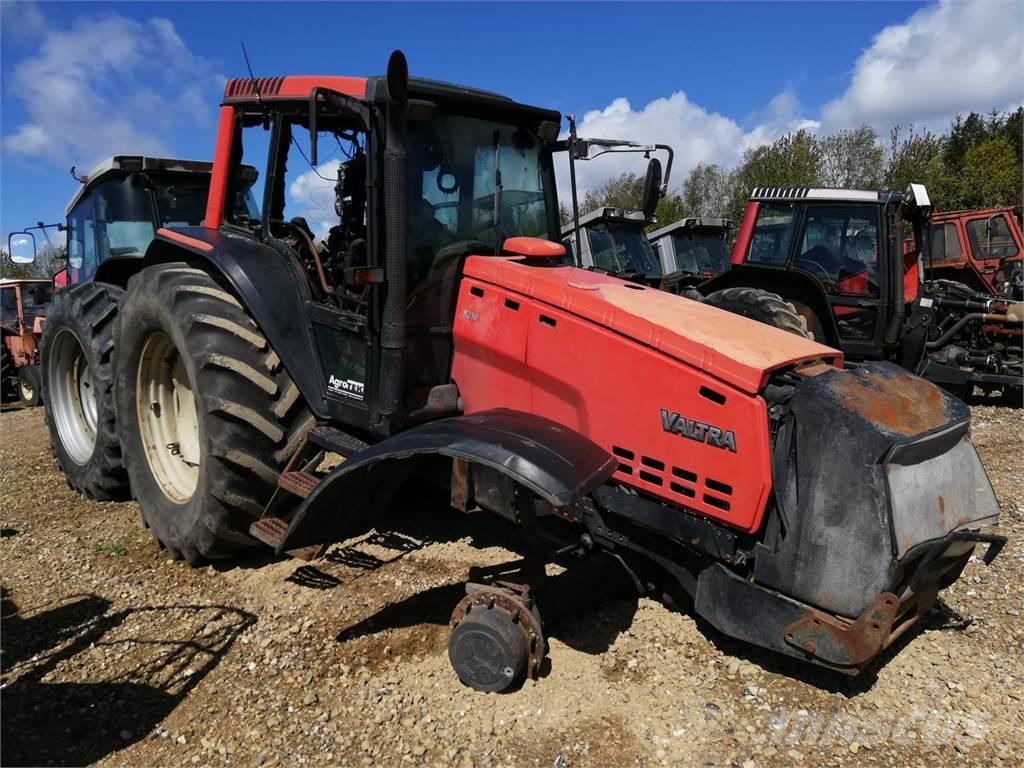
136,332,199,502
448,583,545,692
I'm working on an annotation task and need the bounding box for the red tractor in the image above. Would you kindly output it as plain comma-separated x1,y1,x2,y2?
699,187,1023,402
43,53,1003,691
0,278,52,406
924,206,1022,299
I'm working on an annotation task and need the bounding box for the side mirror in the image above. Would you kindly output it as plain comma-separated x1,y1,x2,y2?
641,158,663,221
8,232,36,264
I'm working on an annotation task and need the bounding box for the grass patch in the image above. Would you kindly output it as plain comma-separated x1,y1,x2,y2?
94,537,129,557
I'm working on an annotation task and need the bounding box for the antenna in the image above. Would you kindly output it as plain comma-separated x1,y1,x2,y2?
241,42,263,106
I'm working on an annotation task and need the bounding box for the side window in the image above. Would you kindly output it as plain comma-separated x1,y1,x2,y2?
587,224,619,272
0,287,17,327
796,205,879,297
226,119,270,225
748,203,796,265
93,176,157,261
967,216,1017,261
67,195,98,280
929,223,962,263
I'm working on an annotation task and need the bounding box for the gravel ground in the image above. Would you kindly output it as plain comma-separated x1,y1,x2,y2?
1,403,1021,768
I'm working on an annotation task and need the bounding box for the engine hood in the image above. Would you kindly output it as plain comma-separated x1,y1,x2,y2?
463,256,841,393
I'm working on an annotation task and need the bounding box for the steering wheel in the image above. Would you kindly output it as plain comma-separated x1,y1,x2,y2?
795,257,834,285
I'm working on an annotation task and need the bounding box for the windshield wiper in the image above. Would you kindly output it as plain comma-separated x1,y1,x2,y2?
492,129,503,256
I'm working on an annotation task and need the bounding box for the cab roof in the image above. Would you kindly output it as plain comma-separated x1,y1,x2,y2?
561,207,647,237
647,217,732,242
749,187,897,204
65,156,215,214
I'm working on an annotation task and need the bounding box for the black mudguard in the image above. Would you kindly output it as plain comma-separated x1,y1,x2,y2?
143,227,329,419
278,409,617,552
700,264,841,347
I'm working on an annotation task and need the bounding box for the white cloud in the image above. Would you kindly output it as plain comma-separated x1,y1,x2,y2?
3,12,224,168
555,89,816,203
822,0,1024,131
288,161,342,241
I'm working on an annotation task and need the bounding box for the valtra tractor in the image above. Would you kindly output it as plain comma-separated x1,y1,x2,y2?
37,52,1004,692
700,187,1023,403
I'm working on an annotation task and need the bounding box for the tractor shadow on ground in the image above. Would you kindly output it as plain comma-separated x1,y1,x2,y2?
694,598,971,697
0,585,254,766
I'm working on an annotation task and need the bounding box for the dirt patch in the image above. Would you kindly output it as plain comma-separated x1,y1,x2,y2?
1,404,1022,767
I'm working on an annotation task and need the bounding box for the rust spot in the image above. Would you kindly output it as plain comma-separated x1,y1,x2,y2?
938,495,945,515
827,368,949,436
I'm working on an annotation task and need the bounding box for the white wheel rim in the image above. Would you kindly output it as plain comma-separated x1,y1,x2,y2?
48,329,97,464
136,332,200,502
20,377,33,401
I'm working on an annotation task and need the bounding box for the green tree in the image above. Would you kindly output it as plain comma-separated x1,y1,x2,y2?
960,137,1020,208
681,163,735,218
883,124,954,207
581,172,644,212
818,125,884,189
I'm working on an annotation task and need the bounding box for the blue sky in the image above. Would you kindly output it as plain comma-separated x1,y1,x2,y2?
2,0,1022,241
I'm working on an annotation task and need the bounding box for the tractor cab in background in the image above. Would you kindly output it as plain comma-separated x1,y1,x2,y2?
700,186,1022,401
648,217,732,289
561,206,683,291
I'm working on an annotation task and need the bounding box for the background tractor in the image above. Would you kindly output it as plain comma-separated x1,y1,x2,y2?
38,52,1003,692
0,278,52,406
14,156,256,499
699,186,1023,403
648,216,732,289
923,205,1022,299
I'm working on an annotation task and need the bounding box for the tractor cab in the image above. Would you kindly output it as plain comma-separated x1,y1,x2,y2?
702,186,933,363
561,206,680,291
648,217,732,288
920,206,1023,299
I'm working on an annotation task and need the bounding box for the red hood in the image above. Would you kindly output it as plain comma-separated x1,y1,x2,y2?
463,256,841,394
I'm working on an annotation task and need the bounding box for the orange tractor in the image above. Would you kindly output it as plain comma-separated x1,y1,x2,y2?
0,278,52,406
32,52,1004,692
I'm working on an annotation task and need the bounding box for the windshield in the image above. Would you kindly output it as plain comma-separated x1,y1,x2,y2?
21,283,52,323
408,112,552,267
670,231,730,275
586,221,660,276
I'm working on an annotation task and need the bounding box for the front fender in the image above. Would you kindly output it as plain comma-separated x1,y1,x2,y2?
278,408,617,552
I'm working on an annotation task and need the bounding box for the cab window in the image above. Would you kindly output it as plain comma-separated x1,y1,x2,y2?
929,223,962,263
94,176,157,261
967,215,1018,261
0,287,17,327
796,205,880,298
67,194,98,280
748,203,796,265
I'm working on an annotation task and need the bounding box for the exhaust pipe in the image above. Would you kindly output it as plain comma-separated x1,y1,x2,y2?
378,50,409,423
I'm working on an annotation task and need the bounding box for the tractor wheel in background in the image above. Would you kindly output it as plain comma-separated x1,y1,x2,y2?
114,264,311,564
42,282,129,500
704,287,811,339
17,366,41,406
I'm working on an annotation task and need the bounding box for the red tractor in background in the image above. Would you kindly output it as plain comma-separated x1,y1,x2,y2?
33,52,1004,692
923,206,1022,299
699,187,1023,403
0,278,52,406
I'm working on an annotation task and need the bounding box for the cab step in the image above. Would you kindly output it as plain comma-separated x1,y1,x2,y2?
249,516,323,561
309,425,369,457
278,470,319,499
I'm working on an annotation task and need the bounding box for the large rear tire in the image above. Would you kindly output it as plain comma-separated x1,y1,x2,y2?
41,283,129,500
704,287,811,338
115,264,311,564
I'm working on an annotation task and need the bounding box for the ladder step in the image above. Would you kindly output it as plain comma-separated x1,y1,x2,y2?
249,516,289,548
309,425,369,457
278,470,320,499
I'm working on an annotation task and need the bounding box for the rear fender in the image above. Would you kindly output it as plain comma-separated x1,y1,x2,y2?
142,226,328,418
278,409,617,552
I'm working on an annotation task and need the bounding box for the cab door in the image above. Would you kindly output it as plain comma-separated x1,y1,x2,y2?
792,203,886,357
